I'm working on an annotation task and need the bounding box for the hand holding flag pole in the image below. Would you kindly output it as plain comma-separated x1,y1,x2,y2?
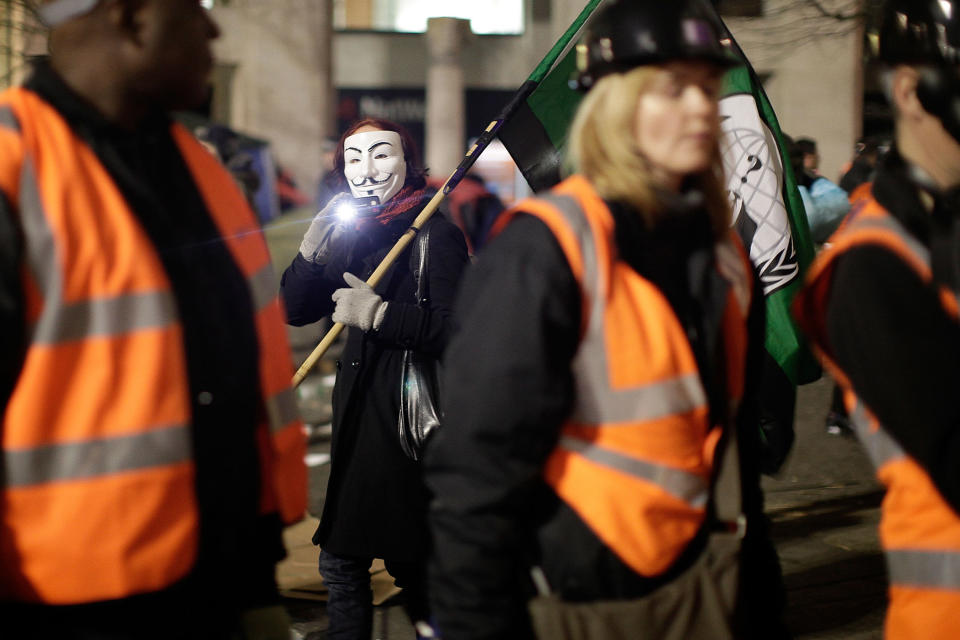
292,0,604,387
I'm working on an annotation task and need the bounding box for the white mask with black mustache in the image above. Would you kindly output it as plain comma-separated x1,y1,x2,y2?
343,130,407,205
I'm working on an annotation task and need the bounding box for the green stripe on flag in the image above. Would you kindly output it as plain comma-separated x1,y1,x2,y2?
527,51,582,151
498,2,600,190
498,0,820,388
528,0,604,83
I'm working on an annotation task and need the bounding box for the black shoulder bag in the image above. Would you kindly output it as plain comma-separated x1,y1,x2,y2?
397,225,442,460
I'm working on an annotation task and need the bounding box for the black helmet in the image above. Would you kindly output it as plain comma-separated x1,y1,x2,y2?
879,0,960,65
878,0,960,142
573,0,737,92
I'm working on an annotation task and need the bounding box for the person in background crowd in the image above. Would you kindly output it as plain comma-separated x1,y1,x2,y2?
785,135,854,437
423,2,788,638
195,122,262,212
795,2,960,638
316,137,344,210
429,172,505,255
275,165,311,212
794,137,820,176
791,135,851,244
839,135,888,195
0,1,307,638
280,117,468,640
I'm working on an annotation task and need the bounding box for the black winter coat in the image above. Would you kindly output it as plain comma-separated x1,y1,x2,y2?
825,147,960,514
281,196,469,561
424,197,788,640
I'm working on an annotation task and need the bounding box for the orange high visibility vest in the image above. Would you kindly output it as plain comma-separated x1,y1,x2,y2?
0,88,306,604
795,191,960,640
499,176,752,576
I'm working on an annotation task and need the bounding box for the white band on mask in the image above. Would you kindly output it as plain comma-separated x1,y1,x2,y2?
343,130,407,206
39,0,100,27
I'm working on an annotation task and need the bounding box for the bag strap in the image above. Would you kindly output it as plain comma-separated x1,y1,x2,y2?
411,223,431,308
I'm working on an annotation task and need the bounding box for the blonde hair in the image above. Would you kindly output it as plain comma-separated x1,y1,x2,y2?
566,66,731,237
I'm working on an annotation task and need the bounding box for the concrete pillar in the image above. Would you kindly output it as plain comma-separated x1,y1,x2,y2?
317,0,336,142
426,17,470,178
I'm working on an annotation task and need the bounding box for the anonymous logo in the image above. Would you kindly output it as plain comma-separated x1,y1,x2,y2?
720,93,799,296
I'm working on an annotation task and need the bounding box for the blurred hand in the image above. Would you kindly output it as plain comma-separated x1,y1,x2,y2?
299,192,352,264
331,272,388,331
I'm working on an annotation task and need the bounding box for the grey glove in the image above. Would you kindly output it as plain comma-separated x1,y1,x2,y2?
299,192,351,264
332,272,389,331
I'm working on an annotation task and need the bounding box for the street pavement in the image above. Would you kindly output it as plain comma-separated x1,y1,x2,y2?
764,377,885,639
265,209,887,639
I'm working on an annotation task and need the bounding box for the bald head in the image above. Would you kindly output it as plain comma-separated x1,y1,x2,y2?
46,0,219,127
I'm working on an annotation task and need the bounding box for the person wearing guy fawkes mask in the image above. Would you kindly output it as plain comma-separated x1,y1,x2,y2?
794,2,960,637
280,118,468,639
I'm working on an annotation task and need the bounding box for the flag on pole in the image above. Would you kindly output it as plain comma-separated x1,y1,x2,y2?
291,0,605,383
497,0,819,386
439,0,602,196
495,3,597,192
719,63,819,385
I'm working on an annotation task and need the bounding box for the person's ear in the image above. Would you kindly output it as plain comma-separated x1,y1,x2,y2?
891,65,925,123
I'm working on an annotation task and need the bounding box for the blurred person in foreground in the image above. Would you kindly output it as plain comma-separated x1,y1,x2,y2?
795,1,960,638
0,1,307,638
280,117,468,639
423,2,788,639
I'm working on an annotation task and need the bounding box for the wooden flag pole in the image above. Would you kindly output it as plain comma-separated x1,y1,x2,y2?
292,179,450,387
291,0,602,387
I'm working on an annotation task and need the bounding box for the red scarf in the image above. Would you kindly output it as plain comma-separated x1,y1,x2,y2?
374,185,425,225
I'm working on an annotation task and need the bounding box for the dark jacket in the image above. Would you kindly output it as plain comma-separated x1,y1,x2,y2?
424,191,788,640
0,61,282,633
280,197,469,561
824,147,960,515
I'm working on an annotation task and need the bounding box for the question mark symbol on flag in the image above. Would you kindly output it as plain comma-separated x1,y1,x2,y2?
741,154,762,184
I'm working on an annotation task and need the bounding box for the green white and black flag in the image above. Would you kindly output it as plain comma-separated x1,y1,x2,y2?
493,1,602,191
719,64,818,384
495,0,819,385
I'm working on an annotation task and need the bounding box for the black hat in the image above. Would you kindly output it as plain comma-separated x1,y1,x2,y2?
879,0,960,66
573,0,738,92
878,0,960,143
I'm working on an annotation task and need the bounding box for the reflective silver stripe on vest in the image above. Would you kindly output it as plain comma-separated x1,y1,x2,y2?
849,401,905,469
20,156,59,302
0,105,21,133
584,373,708,424
887,549,960,591
847,211,960,309
846,215,931,271
537,194,710,425
30,290,178,344
249,262,278,313
266,387,299,433
849,404,960,591
18,157,179,344
4,423,192,488
559,435,710,508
